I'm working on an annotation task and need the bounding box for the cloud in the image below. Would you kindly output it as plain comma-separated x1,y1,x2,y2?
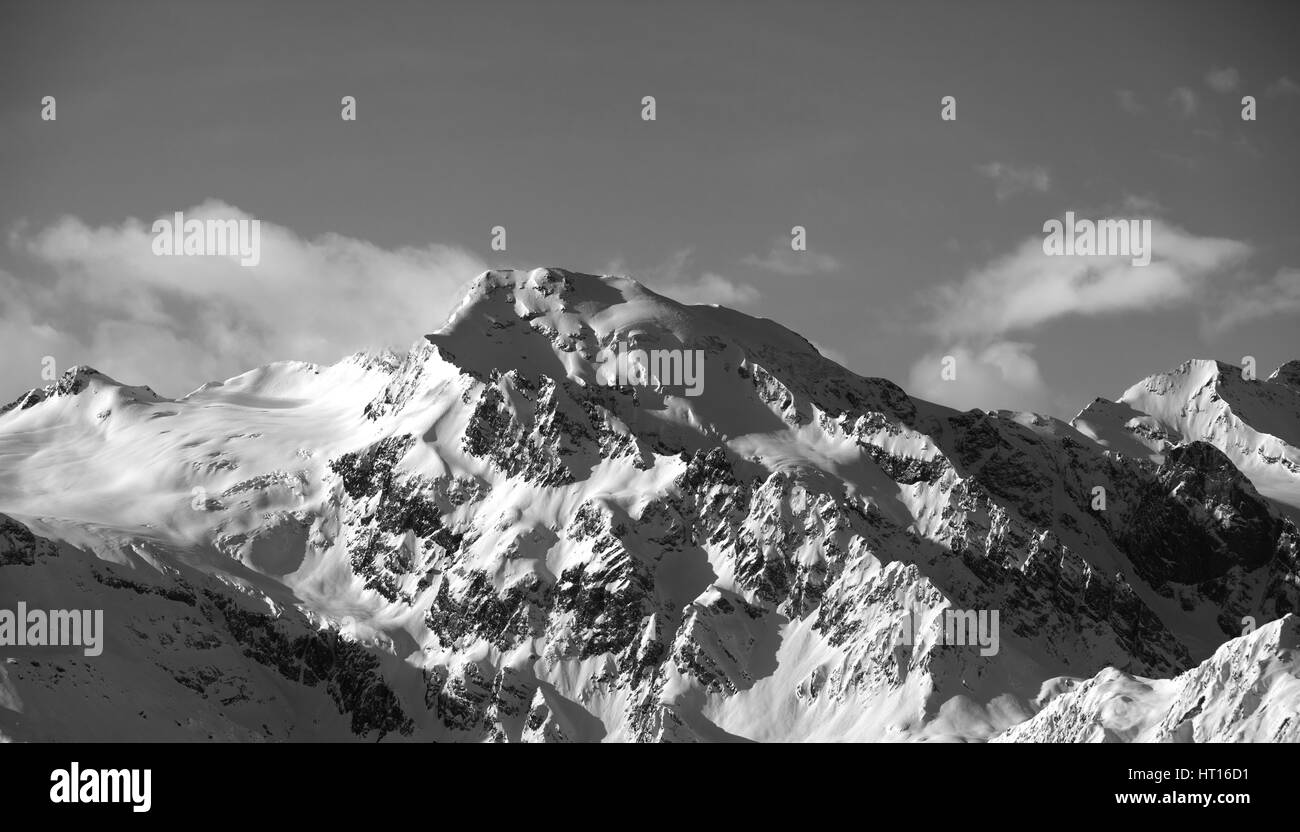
656,271,761,306
1116,89,1144,115
1266,76,1300,97
1117,194,1164,214
976,162,1051,201
741,238,840,276
808,339,851,370
901,207,1265,418
607,249,761,307
0,200,488,400
1205,67,1240,93
922,219,1252,340
1206,268,1300,334
907,341,1057,414
1168,87,1199,118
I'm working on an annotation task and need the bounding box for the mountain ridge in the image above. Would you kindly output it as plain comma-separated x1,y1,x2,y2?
1,267,1297,742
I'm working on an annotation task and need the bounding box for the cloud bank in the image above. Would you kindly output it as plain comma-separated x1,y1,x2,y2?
908,217,1260,417
922,220,1251,340
0,200,488,400
741,238,841,277
607,249,761,307
908,340,1058,415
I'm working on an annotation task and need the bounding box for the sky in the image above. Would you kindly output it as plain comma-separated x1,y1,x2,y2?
1,0,1298,416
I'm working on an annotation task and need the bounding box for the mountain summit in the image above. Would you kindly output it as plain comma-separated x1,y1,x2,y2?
1,268,1297,741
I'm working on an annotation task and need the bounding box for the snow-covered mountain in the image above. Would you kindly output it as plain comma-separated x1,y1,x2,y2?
1,267,1296,742
1073,358,1300,522
995,615,1300,743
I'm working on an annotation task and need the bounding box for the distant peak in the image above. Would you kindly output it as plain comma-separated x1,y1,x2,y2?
1267,359,1300,391
1129,357,1300,399
0,365,163,418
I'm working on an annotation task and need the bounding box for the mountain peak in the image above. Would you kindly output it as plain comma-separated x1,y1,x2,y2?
421,266,914,430
1124,358,1236,398
1267,359,1300,391
0,365,163,419
1108,356,1300,520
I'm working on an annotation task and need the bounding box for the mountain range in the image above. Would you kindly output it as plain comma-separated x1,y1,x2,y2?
1,267,1296,742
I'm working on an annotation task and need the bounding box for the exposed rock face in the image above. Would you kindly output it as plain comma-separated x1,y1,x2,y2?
1,268,1297,741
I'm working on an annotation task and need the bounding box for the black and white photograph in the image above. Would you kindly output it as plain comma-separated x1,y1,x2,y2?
1,0,1297,813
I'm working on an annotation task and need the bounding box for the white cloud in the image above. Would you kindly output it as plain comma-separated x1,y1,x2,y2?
1205,67,1240,93
0,200,488,400
1116,89,1144,115
1168,86,1199,118
907,341,1057,415
607,249,760,307
741,239,840,276
1117,194,1164,214
922,220,1252,340
976,162,1051,201
1265,76,1300,97
657,271,761,306
1206,268,1300,334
